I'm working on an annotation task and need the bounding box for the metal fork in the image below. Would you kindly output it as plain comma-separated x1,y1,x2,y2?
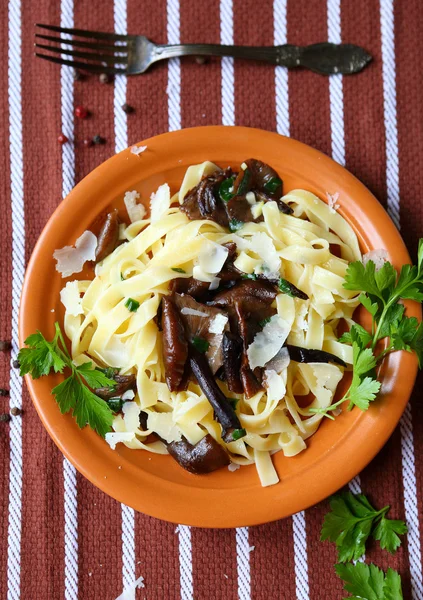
35,24,372,76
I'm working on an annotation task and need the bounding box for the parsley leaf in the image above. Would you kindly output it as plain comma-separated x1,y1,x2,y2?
348,377,381,411
321,492,407,562
335,562,403,600
18,322,116,438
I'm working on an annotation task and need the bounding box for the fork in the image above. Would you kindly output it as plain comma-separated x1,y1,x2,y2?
35,24,372,76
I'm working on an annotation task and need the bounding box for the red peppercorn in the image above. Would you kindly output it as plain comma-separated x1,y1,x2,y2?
75,105,89,119
82,138,93,147
58,133,68,144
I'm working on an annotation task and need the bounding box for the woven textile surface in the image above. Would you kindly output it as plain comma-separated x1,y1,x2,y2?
1,0,423,598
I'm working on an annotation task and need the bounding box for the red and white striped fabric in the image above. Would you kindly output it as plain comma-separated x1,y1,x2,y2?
1,0,423,598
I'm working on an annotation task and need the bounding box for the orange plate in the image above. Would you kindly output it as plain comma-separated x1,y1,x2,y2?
20,126,420,528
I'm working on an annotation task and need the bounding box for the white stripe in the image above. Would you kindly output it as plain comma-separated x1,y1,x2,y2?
274,0,289,137
273,4,311,596
60,2,79,599
380,3,422,596
219,2,251,597
327,0,362,501
327,0,345,167
167,0,181,132
236,527,251,600
114,0,137,590
7,0,24,597
400,405,423,599
220,0,234,126
177,526,193,600
292,512,310,600
380,0,400,229
165,2,192,597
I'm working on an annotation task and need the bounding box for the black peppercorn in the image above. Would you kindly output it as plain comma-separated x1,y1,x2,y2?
0,389,9,397
0,341,12,351
0,413,11,423
121,103,134,114
93,135,106,145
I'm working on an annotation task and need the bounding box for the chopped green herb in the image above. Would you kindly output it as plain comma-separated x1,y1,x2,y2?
192,336,210,353
321,492,408,562
241,273,257,280
279,277,309,300
125,298,140,312
258,317,272,328
219,177,235,202
335,562,403,600
232,428,246,441
120,273,125,281
264,176,282,194
108,397,123,413
237,169,252,195
18,322,115,437
229,218,244,232
228,398,239,410
96,366,119,380
171,267,186,274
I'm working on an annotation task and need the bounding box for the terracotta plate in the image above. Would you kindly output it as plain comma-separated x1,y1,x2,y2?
20,126,420,527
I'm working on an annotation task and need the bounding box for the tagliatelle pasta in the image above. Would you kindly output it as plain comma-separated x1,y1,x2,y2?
61,161,361,487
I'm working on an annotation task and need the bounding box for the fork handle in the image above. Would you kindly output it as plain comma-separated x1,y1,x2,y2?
154,42,371,75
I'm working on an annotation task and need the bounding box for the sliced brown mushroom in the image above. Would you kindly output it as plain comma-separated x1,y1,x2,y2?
189,347,244,443
94,373,136,400
167,434,230,474
169,277,211,301
181,169,231,227
95,208,121,263
286,345,347,367
173,293,229,374
222,332,243,394
245,158,283,198
161,296,189,392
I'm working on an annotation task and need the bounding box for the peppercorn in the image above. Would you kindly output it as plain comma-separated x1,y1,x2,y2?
75,105,89,119
92,135,105,145
0,414,11,423
121,103,134,114
58,133,69,144
195,56,208,65
0,340,12,351
12,359,20,369
10,407,22,417
99,73,112,84
82,138,93,147
0,389,9,397
73,69,83,81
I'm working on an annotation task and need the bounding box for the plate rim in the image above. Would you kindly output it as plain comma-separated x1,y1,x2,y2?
20,125,421,527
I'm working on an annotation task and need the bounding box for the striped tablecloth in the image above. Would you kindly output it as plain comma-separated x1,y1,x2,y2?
1,0,422,598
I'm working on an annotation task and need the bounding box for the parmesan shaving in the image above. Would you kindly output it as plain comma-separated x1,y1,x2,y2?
209,314,228,335
121,389,135,401
60,281,83,316
208,277,221,291
124,190,146,223
130,145,147,156
245,191,256,205
105,431,135,450
150,183,171,222
247,316,290,370
249,232,281,275
53,230,97,278
181,307,208,318
114,575,145,600
228,462,240,472
362,248,388,271
147,411,182,443
198,240,229,274
326,191,340,213
264,369,287,402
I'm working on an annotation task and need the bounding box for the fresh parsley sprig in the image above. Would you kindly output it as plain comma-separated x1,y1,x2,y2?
18,322,116,437
321,492,408,562
311,240,423,418
336,562,403,600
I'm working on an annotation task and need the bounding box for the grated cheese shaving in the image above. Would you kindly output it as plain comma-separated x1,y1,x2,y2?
245,191,256,205
150,183,171,222
208,277,221,291
249,232,281,275
60,281,83,316
105,431,135,450
181,307,208,318
362,248,388,271
130,145,147,156
325,191,340,213
124,190,146,223
53,230,97,278
247,315,290,370
121,389,135,401
209,314,228,335
228,462,240,472
264,369,287,402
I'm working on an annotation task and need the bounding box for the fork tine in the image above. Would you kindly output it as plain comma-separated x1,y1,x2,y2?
35,53,126,74
35,33,127,53
35,43,128,65
36,23,129,42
